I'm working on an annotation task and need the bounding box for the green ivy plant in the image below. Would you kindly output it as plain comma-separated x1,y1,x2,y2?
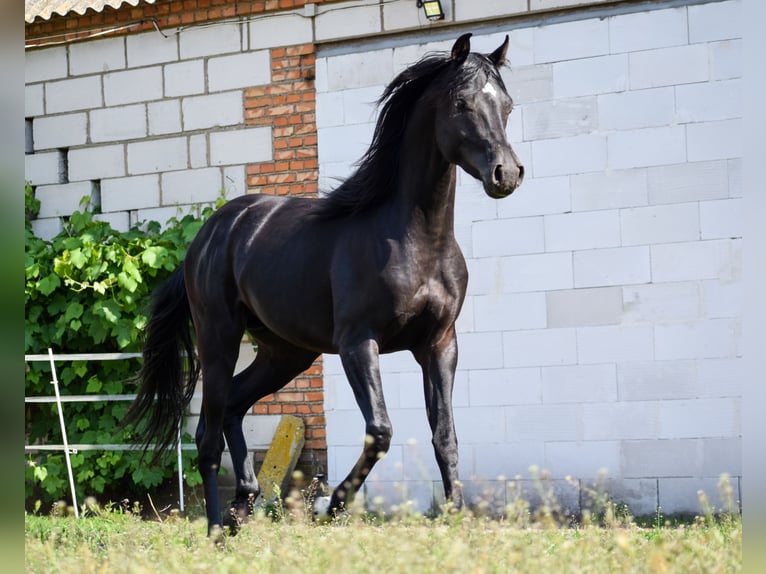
25,184,224,508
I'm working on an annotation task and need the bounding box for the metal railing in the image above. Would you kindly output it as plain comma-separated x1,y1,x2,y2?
24,349,194,516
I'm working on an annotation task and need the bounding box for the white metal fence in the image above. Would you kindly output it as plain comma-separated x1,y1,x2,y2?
24,349,193,517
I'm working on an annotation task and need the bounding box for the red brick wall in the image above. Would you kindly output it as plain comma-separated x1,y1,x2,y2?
26,0,328,477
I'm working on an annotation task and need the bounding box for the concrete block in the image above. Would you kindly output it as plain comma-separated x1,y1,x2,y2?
582,401,662,441
472,443,545,480
182,91,243,131
504,402,580,441
104,67,163,106
629,44,708,89
342,86,384,125
68,144,126,181
598,87,674,131
541,363,617,403
256,415,305,505
688,0,741,44
473,292,547,332
45,76,103,114
622,281,702,324
617,360,698,401
609,6,687,53
90,104,147,143
658,397,740,439
654,318,741,361
544,210,620,252
25,84,44,117
687,119,742,162
650,239,740,283
728,158,741,198
683,357,744,397
522,97,597,141
454,181,497,225
318,122,374,164
93,211,130,232
455,332,504,370
465,257,501,296
597,478,658,517
530,0,610,9
162,167,223,205
701,437,741,476
31,217,64,240
383,0,452,32
326,48,393,91
164,60,205,97
209,127,272,166
553,54,628,98
577,325,654,364
702,279,743,319
647,160,729,205
607,126,686,170
676,79,742,124
25,151,65,186
658,477,739,515
69,36,125,75
33,113,88,151
36,181,98,218
621,438,701,478
148,100,181,136
472,216,544,257
502,64,553,104
574,246,650,288
455,0,526,21
534,17,608,65
546,286,623,328
189,134,207,168
179,21,242,59
208,51,271,92
532,134,607,177
315,1,381,42
506,476,581,517
25,46,67,83
571,168,648,211
700,198,743,239
134,205,188,228
455,404,505,445
497,176,571,218
545,441,621,478
223,165,246,198
126,30,178,67
503,328,577,368
500,252,574,293
316,91,345,128
127,136,188,174
249,12,312,49
620,203,700,246
101,174,160,212
710,39,741,81
468,368,542,406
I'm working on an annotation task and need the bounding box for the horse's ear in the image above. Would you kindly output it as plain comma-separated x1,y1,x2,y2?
451,33,472,63
489,35,509,67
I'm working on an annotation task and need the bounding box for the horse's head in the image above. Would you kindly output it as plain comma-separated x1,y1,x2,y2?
432,33,524,198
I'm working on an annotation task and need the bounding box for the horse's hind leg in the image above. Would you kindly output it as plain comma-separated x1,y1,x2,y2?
222,342,318,531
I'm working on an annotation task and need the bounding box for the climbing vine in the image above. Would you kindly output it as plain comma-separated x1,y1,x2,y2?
24,185,223,508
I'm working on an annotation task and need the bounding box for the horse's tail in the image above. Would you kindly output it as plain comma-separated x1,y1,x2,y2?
123,266,200,461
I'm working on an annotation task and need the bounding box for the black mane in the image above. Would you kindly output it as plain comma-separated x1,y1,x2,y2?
314,51,503,219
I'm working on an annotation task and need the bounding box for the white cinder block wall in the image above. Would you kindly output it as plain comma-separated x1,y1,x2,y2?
318,0,742,515
25,22,266,240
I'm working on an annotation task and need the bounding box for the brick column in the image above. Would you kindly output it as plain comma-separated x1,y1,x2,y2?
245,43,326,476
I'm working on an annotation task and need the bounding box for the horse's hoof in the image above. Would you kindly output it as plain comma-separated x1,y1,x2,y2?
313,496,332,523
223,495,255,535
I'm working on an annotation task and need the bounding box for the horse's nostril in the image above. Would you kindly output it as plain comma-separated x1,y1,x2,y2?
517,164,525,183
494,164,503,184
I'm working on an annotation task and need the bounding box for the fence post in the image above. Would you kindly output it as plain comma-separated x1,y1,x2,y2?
48,348,79,518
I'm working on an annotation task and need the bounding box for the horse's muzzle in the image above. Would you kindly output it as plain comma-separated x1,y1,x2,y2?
483,161,524,198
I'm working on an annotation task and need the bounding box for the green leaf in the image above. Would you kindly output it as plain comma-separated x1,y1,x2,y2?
64,301,84,322
141,246,169,269
37,274,61,296
85,377,102,393
69,248,88,269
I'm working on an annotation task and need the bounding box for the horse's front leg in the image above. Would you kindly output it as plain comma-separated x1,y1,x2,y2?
322,339,392,519
417,327,463,510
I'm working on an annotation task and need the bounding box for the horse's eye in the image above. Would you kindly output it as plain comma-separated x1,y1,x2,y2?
455,98,469,112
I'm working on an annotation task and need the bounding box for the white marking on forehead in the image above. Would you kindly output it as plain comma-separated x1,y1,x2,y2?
482,81,498,98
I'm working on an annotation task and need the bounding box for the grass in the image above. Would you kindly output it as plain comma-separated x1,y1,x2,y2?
25,478,742,574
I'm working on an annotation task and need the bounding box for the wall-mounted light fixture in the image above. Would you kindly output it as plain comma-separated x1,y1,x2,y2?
417,0,445,21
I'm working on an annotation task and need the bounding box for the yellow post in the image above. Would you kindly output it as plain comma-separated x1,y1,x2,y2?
256,415,306,504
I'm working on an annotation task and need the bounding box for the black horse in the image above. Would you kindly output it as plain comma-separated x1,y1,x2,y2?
125,33,523,535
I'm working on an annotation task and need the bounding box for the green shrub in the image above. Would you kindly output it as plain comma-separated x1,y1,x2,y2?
24,184,223,508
